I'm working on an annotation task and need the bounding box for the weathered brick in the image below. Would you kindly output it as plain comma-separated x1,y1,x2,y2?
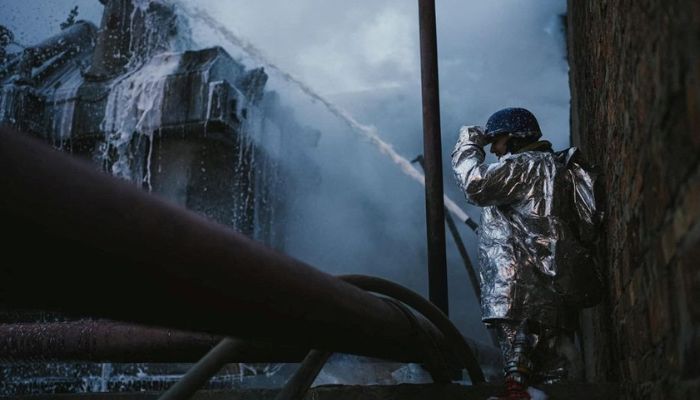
627,357,638,381
664,335,681,375
628,171,644,207
622,248,633,289
648,277,672,345
682,332,700,379
643,162,672,231
681,175,700,231
630,305,652,355
648,383,667,400
661,222,678,266
613,260,623,298
632,268,646,309
672,206,690,248
678,225,700,322
569,0,699,396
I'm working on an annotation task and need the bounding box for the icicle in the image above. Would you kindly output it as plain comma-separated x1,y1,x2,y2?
143,131,154,191
100,52,180,182
50,80,81,149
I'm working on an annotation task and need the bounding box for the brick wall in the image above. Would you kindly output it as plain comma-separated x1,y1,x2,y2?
567,1,700,398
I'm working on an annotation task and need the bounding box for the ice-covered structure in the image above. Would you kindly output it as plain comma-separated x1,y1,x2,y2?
0,2,321,393
0,0,299,246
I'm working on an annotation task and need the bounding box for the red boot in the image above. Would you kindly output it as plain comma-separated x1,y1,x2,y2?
487,376,532,400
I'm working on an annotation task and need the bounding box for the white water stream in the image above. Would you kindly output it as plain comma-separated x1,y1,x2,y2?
173,1,476,227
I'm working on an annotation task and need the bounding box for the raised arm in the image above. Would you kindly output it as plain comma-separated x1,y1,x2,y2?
451,126,537,207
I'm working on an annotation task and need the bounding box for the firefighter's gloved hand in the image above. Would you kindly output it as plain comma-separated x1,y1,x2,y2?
459,125,489,147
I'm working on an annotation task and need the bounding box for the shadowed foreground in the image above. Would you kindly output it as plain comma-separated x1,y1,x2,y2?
4,383,620,400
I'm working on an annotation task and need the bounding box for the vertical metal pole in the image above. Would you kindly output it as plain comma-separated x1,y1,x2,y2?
418,0,449,315
413,155,498,347
412,155,480,301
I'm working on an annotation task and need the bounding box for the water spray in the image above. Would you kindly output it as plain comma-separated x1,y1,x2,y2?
173,1,478,230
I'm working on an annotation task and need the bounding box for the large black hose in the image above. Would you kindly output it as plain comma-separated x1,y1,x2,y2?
270,275,488,400
339,275,485,384
157,275,485,400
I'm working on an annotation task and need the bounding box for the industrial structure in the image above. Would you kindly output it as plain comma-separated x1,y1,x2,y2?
0,0,289,243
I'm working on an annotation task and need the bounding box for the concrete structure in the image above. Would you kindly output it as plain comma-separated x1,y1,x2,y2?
0,0,287,244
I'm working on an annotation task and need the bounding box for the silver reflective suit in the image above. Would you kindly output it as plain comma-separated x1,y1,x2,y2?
452,126,598,383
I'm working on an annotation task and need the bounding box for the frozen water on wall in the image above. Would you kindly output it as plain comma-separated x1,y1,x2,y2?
100,52,180,185
49,75,81,147
95,0,183,187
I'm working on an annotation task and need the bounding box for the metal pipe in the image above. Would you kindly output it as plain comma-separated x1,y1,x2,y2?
158,338,243,400
411,156,497,348
0,320,218,362
274,350,332,400
417,0,449,315
0,321,306,363
411,155,481,300
154,271,486,400
0,319,499,374
0,127,447,366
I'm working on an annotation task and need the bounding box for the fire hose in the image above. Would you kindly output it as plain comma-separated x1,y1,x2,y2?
159,275,485,400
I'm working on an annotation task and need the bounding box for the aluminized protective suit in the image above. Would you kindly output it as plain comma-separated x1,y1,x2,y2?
451,126,599,331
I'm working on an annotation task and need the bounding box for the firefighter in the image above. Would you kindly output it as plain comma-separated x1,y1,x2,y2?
452,108,601,399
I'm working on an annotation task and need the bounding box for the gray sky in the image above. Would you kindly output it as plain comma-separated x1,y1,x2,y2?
0,0,570,343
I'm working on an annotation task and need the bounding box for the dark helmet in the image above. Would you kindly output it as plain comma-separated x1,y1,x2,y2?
484,107,542,141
